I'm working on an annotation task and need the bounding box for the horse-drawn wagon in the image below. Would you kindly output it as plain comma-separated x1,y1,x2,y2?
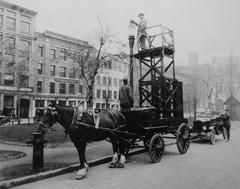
38,24,191,179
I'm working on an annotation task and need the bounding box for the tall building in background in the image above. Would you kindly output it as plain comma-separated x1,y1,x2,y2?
32,31,89,117
0,0,37,117
94,56,128,111
188,51,199,65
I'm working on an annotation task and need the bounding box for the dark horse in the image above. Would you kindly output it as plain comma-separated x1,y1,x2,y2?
39,104,127,179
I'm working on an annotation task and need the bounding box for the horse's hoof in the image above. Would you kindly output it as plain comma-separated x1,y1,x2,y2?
109,162,117,168
75,175,85,180
116,163,124,168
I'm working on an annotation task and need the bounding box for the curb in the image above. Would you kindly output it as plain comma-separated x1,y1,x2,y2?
0,148,146,189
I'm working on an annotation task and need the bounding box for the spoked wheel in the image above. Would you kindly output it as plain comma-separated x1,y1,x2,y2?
222,127,227,141
149,134,165,163
210,129,216,145
177,123,190,154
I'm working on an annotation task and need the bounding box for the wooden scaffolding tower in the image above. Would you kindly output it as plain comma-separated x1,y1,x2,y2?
134,25,183,119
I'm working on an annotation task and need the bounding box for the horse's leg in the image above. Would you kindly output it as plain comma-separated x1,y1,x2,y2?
109,138,119,168
117,142,126,168
74,140,88,179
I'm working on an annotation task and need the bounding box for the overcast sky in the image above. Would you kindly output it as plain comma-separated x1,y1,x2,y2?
7,0,240,65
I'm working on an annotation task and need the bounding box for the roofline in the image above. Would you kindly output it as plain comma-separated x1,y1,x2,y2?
0,0,37,16
39,30,89,46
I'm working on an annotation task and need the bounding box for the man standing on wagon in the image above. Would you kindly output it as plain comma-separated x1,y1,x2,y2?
130,13,148,49
119,78,134,112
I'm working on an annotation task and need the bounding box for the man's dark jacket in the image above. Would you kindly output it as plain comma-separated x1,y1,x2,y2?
119,84,134,108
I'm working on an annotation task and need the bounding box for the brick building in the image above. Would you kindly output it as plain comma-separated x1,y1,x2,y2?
0,0,36,117
32,31,89,117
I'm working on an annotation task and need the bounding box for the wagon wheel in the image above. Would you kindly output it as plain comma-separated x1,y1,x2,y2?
222,127,227,141
177,123,190,154
149,134,165,163
210,129,216,145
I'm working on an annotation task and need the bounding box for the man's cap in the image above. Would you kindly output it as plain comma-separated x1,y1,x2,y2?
123,77,128,81
138,13,144,17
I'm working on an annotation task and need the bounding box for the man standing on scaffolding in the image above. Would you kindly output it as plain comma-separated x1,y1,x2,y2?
131,13,147,49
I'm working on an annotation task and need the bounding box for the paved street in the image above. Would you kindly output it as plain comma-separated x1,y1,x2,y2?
13,122,240,189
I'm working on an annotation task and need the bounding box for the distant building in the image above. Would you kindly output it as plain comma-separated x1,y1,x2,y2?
188,51,199,65
94,55,128,111
224,95,240,121
0,0,37,117
32,31,89,117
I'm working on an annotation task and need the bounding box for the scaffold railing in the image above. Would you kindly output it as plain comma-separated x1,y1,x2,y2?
137,24,174,51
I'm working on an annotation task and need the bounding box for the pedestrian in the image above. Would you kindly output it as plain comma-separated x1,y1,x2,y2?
119,78,134,112
223,109,231,141
130,13,147,49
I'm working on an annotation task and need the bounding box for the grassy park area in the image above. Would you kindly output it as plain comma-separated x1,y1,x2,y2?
0,123,72,146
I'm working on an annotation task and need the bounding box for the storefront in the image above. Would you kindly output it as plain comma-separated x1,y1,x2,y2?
0,85,33,117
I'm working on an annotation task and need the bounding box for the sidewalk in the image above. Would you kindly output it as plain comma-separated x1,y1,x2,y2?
0,141,113,182
0,121,239,182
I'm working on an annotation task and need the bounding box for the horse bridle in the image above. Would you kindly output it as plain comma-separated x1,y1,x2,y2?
39,106,58,131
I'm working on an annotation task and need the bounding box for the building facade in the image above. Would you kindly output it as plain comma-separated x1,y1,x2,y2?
0,1,36,117
93,57,128,111
32,31,89,117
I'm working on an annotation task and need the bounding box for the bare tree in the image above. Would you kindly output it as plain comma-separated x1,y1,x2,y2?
69,27,126,110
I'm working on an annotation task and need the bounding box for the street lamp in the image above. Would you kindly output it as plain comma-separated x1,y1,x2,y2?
128,22,136,93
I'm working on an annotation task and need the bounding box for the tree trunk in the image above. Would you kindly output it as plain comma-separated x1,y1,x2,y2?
86,85,94,110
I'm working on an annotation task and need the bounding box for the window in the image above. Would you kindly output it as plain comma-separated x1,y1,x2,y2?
50,49,56,59
69,101,76,107
96,89,101,98
7,11,16,17
108,90,112,100
103,77,107,86
69,68,75,78
38,46,44,57
0,15,3,27
6,37,15,53
102,103,106,109
58,100,66,106
97,76,101,85
4,74,14,86
119,79,122,86
19,40,30,53
103,90,107,98
4,95,14,108
20,21,30,34
6,17,16,30
79,85,83,95
37,81,42,93
114,91,118,99
108,77,112,86
20,15,31,21
59,83,66,94
96,103,101,109
50,65,55,76
35,100,44,108
19,75,29,87
38,63,43,74
114,78,117,87
60,49,66,60
69,84,75,94
59,67,66,77
50,82,55,94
